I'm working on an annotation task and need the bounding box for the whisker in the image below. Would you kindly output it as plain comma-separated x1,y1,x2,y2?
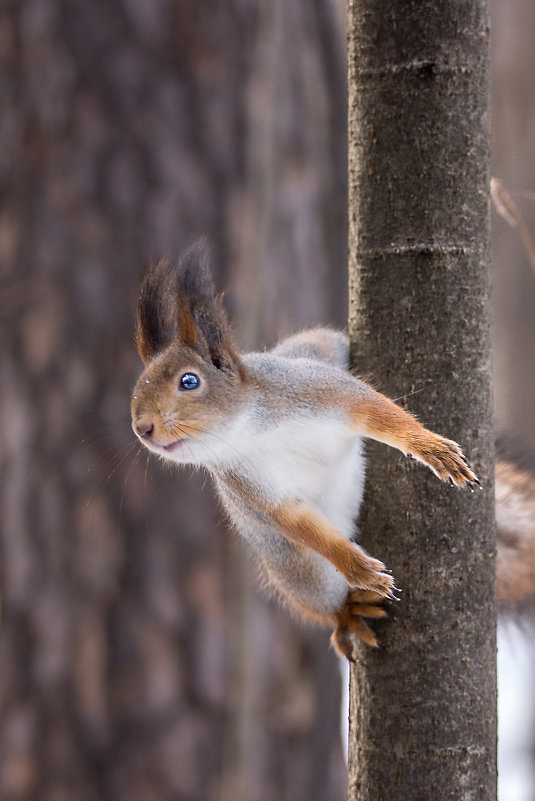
143,450,152,536
85,437,135,475
84,439,139,539
90,439,139,495
167,419,242,459
118,443,143,524
166,421,221,463
176,422,224,463
81,424,133,445
392,384,435,404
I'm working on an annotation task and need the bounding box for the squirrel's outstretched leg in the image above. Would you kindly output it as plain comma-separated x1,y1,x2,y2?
346,386,479,487
270,501,395,597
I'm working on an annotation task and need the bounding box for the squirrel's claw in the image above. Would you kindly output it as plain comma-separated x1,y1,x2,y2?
332,589,391,659
415,435,479,489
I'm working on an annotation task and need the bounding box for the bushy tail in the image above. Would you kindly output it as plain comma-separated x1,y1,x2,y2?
496,435,535,609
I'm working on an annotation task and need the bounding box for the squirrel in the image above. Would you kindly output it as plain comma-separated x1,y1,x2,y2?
131,240,535,660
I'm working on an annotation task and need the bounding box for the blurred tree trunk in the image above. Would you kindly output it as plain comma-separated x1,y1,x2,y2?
347,1,495,799
0,2,347,800
491,4,535,799
491,0,535,451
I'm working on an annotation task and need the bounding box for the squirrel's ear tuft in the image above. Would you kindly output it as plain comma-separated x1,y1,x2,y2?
176,239,243,375
136,259,176,363
175,238,213,349
135,239,244,375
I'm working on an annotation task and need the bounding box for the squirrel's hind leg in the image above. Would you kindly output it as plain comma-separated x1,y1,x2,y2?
331,589,388,661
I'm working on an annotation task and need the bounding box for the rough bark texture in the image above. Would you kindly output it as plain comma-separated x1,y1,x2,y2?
347,2,496,800
0,2,348,800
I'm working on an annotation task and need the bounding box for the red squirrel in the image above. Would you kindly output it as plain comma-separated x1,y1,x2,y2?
130,241,533,659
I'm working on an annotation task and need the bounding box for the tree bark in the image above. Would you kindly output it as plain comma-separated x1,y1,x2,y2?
347,2,496,799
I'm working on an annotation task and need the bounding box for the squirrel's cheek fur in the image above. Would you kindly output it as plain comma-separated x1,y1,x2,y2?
131,383,248,465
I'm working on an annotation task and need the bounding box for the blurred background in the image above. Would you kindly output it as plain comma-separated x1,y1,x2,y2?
0,1,534,800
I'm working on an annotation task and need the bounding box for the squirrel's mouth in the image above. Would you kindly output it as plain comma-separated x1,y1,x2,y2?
162,440,185,453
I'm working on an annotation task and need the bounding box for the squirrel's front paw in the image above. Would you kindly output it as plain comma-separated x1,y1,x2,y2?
413,434,479,489
342,547,395,598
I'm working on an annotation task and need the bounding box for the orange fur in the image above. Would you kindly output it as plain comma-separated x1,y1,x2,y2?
331,589,389,659
347,391,477,486
496,457,535,605
135,259,175,363
135,325,151,364
177,300,199,349
271,502,394,596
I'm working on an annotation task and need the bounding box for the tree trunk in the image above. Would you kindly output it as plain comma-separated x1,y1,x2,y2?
347,1,496,799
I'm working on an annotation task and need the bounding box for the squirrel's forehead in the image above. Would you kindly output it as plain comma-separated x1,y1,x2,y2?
150,343,202,372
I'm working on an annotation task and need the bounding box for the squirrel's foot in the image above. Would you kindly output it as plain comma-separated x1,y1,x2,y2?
412,434,479,488
342,548,395,598
331,590,388,661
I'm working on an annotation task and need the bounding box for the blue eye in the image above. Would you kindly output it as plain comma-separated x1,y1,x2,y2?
179,372,200,391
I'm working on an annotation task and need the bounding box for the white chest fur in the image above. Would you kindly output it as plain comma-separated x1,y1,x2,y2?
222,412,366,537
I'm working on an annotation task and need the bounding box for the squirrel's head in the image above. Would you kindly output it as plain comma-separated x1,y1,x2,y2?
131,240,248,465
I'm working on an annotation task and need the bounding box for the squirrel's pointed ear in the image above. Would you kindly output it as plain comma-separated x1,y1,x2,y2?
135,259,176,363
175,240,209,350
176,239,243,375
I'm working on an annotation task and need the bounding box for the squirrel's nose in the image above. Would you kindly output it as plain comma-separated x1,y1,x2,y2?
135,416,154,439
